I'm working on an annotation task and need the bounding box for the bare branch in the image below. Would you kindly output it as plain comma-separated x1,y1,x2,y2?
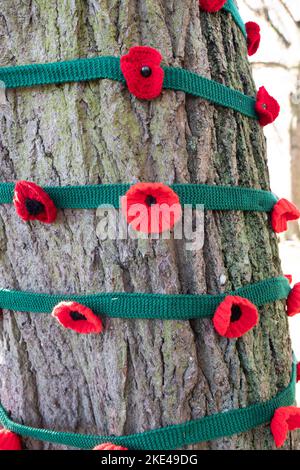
278,0,300,28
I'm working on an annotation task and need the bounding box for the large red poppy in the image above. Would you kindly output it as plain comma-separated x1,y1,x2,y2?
120,46,164,100
13,180,57,223
212,295,259,338
94,443,128,450
0,430,22,450
255,86,280,127
52,301,103,334
271,198,300,233
271,406,300,448
286,283,300,317
199,0,227,12
246,22,261,56
121,182,182,234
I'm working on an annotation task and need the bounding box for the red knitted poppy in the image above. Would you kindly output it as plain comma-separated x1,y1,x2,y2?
94,443,128,451
255,86,280,126
213,295,259,338
271,198,300,233
120,46,164,100
286,283,300,317
297,363,300,383
285,274,293,284
199,0,227,12
121,182,182,234
246,22,261,56
271,406,300,448
0,429,22,450
13,180,57,223
52,301,103,334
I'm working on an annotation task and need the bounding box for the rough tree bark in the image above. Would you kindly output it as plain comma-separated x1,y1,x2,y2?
0,0,299,450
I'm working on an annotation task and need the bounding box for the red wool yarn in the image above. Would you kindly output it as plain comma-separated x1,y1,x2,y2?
199,0,227,12
13,180,57,223
284,274,293,284
120,46,164,100
271,407,300,448
286,283,300,317
213,295,259,338
0,429,22,450
271,198,300,233
52,301,103,334
246,22,261,56
255,86,280,126
121,182,182,234
94,443,128,451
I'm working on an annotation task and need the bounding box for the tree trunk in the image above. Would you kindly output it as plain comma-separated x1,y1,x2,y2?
0,0,298,450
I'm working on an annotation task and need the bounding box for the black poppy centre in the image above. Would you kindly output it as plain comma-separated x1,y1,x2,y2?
140,66,152,78
145,194,157,206
25,198,45,216
230,305,243,322
70,311,87,321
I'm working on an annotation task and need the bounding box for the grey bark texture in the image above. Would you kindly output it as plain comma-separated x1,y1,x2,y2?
0,0,299,450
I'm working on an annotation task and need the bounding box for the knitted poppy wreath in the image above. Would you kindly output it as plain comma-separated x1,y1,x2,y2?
1,181,299,235
0,46,277,126
0,358,297,450
0,276,293,337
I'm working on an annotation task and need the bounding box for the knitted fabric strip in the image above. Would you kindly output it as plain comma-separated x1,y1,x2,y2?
0,276,290,319
0,182,277,211
0,58,257,119
0,359,295,449
223,0,247,37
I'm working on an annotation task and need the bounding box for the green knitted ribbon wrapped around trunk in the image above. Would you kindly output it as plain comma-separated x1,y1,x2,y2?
0,359,296,449
0,276,291,319
0,59,257,119
0,182,277,211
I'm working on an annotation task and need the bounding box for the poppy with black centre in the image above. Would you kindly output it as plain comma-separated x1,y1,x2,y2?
121,182,182,234
13,180,57,223
213,295,259,338
52,301,103,334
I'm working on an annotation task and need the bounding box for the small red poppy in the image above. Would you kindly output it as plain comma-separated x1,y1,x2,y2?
255,86,280,127
199,0,227,12
0,430,22,450
213,295,259,338
286,283,300,317
271,198,300,233
271,406,300,448
94,443,128,451
52,301,103,334
297,363,300,383
121,182,182,234
285,274,293,285
13,180,57,223
246,22,261,56
120,46,164,100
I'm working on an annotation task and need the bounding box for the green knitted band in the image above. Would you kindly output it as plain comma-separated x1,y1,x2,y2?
0,359,295,449
0,276,290,320
223,0,247,37
0,182,277,212
0,60,257,120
